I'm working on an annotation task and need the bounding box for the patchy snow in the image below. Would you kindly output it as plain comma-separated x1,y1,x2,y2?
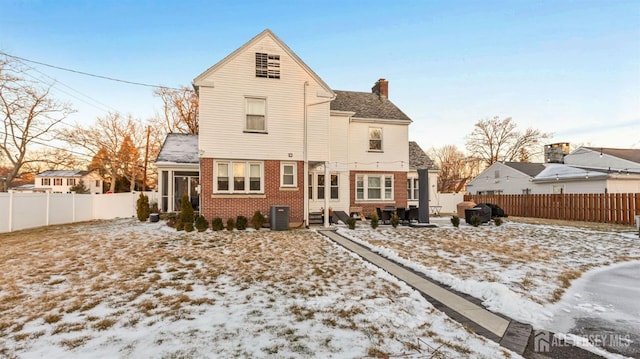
337,216,640,357
0,219,517,358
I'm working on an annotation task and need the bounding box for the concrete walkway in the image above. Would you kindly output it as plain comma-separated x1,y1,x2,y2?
318,229,531,355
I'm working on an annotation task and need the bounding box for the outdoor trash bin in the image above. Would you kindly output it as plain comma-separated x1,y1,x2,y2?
149,213,160,223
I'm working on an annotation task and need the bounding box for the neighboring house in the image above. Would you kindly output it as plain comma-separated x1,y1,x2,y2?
466,146,640,195
466,162,546,195
35,170,104,194
158,29,419,225
407,141,439,208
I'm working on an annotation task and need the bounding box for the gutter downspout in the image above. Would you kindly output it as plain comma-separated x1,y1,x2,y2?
303,82,309,228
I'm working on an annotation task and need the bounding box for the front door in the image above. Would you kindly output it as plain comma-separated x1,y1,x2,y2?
174,173,199,211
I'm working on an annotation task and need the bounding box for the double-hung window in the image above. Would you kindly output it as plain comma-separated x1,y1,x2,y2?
54,178,62,186
330,174,339,199
67,178,76,186
369,127,382,151
42,178,51,186
407,178,419,200
246,98,266,132
281,162,297,187
215,161,263,193
356,174,394,201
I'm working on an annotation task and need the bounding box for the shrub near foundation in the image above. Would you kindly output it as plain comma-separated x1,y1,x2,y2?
451,216,460,228
195,215,208,232
370,212,379,229
226,218,235,231
236,216,248,230
390,213,400,228
251,211,266,230
346,217,357,230
211,217,224,231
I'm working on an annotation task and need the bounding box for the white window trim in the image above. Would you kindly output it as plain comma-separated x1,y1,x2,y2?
214,160,264,194
280,162,297,188
356,174,394,201
308,172,340,201
245,97,267,133
368,127,383,152
407,176,419,201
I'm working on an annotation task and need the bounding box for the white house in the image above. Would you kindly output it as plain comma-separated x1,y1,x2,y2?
466,146,640,195
35,170,104,194
157,29,422,225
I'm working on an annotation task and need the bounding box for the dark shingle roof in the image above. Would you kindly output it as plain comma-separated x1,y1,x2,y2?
409,141,437,170
584,147,640,164
155,134,199,164
503,162,546,177
36,170,90,177
330,90,412,122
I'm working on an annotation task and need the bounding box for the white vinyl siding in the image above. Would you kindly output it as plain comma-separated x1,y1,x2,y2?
245,97,266,132
197,33,330,162
281,162,297,187
214,160,264,193
356,174,394,201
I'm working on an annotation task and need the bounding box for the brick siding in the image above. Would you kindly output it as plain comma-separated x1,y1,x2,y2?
349,170,408,217
200,158,304,224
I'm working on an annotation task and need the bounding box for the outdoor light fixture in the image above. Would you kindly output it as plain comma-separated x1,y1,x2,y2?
556,174,559,181
599,148,603,158
585,172,589,179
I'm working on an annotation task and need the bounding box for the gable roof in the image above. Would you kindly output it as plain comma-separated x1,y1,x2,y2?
36,170,91,178
330,90,412,122
155,134,199,164
502,162,546,177
583,147,640,164
192,29,333,96
409,141,436,170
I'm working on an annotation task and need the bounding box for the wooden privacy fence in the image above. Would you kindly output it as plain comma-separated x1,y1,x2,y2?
464,193,640,226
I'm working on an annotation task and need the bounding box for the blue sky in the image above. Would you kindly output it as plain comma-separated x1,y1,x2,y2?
1,0,639,154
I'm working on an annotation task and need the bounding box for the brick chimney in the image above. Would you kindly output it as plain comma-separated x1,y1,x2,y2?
372,78,389,98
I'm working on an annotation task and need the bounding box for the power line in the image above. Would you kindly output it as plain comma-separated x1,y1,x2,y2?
1,51,181,90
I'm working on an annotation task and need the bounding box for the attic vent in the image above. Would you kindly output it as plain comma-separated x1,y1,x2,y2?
256,53,280,79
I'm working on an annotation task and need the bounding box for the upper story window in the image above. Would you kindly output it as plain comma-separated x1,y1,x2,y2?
54,178,63,186
215,160,263,193
369,127,382,151
256,53,280,79
246,98,266,132
41,178,51,186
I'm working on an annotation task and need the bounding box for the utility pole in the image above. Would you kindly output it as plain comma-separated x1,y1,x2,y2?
142,126,150,192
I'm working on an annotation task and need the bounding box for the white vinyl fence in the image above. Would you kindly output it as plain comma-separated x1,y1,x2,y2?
432,192,465,215
0,191,159,233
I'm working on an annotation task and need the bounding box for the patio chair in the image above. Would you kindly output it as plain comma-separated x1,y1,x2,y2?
396,207,407,225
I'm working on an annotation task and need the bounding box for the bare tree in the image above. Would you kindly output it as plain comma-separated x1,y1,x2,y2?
152,86,198,135
60,112,142,192
0,58,75,188
429,145,481,193
465,116,550,167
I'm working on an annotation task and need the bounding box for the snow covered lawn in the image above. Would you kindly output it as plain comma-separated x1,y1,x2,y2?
0,219,516,359
337,217,640,329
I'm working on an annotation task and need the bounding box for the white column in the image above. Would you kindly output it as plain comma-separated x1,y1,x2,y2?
168,170,174,212
323,163,330,227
